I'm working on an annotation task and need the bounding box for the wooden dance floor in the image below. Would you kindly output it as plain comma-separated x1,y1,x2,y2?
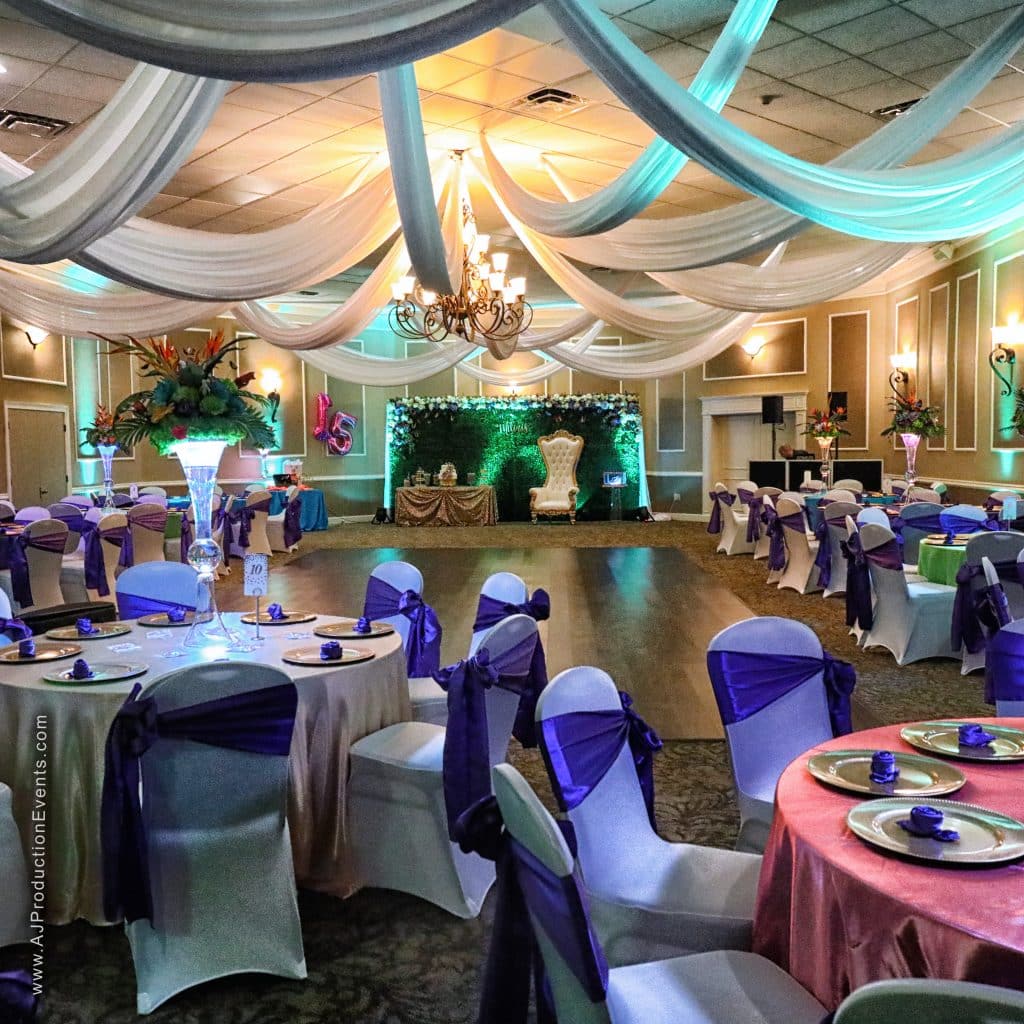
222,546,754,740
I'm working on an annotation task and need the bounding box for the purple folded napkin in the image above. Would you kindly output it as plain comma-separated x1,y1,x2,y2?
944,531,955,546
354,616,373,634
320,640,343,661
70,658,94,680
166,606,187,623
267,603,286,621
869,750,899,785
898,805,959,842
76,617,97,636
18,639,35,658
958,722,996,748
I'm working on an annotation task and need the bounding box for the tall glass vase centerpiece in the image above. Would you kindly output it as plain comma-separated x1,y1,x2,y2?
81,404,123,514
882,395,944,495
103,331,275,649
802,406,849,489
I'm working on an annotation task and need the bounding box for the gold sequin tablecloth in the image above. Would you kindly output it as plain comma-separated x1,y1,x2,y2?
395,485,498,526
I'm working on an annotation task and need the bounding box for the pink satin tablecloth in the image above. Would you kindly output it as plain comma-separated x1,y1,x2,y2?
753,719,1024,1010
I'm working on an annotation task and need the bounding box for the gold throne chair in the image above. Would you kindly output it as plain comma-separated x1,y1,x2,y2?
530,430,584,524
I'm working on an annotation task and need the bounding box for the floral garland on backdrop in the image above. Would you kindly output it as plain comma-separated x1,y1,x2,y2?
386,393,641,454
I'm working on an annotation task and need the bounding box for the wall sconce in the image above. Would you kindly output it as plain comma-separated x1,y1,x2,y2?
889,351,914,398
259,367,283,422
22,326,48,350
990,315,1022,397
740,334,768,359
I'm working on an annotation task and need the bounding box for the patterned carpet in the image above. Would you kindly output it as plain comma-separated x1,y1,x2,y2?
4,523,984,1023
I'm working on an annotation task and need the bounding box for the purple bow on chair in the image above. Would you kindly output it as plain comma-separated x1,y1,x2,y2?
707,648,856,736
939,511,997,536
0,969,37,1024
7,531,68,607
455,795,608,1024
117,592,197,621
813,518,833,589
842,533,903,631
49,509,86,534
226,498,272,558
100,681,298,925
766,510,804,572
540,690,663,831
951,560,1018,654
131,508,167,535
282,494,303,549
746,496,765,543
985,627,1024,704
363,576,443,677
706,491,734,535
433,634,538,837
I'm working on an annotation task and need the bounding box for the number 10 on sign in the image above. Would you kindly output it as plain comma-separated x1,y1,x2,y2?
244,553,269,642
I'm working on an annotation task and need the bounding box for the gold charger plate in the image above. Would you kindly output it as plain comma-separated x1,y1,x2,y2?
846,797,1024,865
901,721,1024,762
0,641,82,664
138,611,195,627
807,750,966,798
240,610,317,625
43,662,148,686
281,645,375,667
46,622,132,641
314,618,395,640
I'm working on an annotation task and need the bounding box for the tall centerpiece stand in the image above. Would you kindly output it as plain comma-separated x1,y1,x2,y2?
815,437,834,488
802,405,849,490
96,443,118,513
900,432,922,490
81,405,123,515
882,394,944,497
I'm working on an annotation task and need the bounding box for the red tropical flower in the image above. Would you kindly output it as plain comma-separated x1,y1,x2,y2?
171,425,188,440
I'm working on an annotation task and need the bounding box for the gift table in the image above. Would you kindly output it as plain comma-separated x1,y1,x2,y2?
268,487,328,531
395,485,498,526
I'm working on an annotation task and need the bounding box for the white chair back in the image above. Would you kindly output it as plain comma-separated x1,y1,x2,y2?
753,486,781,499
116,562,200,618
832,978,1024,1024
832,479,863,492
898,501,943,564
823,502,861,596
778,491,805,505
981,555,1001,589
234,489,272,557
824,501,860,525
14,505,48,525
111,492,134,508
860,521,910,604
991,490,1022,501
125,662,305,1013
468,571,529,657
0,783,30,946
85,511,128,601
907,486,942,503
965,532,1024,619
707,618,832,830
0,500,14,523
18,518,68,610
800,479,826,492
60,494,93,508
856,506,889,528
735,479,757,495
776,497,819,593
824,489,857,503
128,502,168,564
369,560,424,650
48,502,85,553
138,486,167,497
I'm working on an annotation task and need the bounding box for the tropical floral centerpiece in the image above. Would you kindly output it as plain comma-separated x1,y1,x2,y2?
80,404,121,450
801,407,850,440
101,331,275,455
1006,387,1024,437
881,394,944,439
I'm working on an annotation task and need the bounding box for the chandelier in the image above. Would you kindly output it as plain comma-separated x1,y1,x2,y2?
388,199,533,352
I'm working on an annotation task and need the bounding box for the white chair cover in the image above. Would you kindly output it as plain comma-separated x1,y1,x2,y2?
367,560,423,651
941,503,988,531
267,486,300,553
115,562,199,619
347,614,538,918
776,497,821,594
832,479,863,492
898,501,943,565
707,617,833,853
409,570,529,726
855,507,889,528
991,490,1022,501
714,482,754,557
48,502,85,553
138,486,167,496
822,501,860,598
123,662,306,1014
491,764,826,1024
0,782,29,946
824,489,857,503
957,532,1024,674
228,489,272,558
128,502,168,564
859,522,957,665
0,518,69,612
907,486,942,503
752,494,774,561
536,665,761,967
778,491,805,505
832,978,1024,1024
14,506,49,525
61,511,127,604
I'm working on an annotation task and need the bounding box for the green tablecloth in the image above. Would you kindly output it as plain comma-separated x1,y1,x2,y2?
916,541,966,586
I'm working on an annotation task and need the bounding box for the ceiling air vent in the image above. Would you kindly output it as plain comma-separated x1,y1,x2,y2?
510,86,588,119
871,98,921,120
0,110,71,139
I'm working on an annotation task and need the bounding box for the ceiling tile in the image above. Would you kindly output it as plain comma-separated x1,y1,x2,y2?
444,68,541,105
0,87,101,123
445,27,544,67
31,65,123,102
685,19,801,53
58,42,135,78
224,83,316,116
419,93,491,127
149,199,235,228
833,77,923,115
195,182,278,206
934,109,1004,138
136,194,184,218
864,30,972,77
644,41,708,80
413,54,480,92
621,0,734,41
819,8,934,54
748,36,851,78
0,52,50,90
496,43,589,84
503,7,565,44
555,103,654,146
974,97,1024,125
973,71,1024,109
331,76,380,110
947,9,1021,46
900,0,1020,29
0,17,75,62
758,97,884,146
610,16,673,52
162,164,240,198
787,55,891,96
290,97,376,129
774,0,888,33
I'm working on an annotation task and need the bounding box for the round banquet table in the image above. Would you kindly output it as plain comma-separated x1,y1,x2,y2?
753,720,1024,1010
0,613,409,925
916,540,968,586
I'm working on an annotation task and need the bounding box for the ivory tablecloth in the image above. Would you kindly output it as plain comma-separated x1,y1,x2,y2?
0,613,409,924
753,720,1024,1010
395,485,498,526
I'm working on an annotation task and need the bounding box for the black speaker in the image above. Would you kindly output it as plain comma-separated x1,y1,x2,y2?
761,395,784,425
828,391,848,416
634,505,655,522
372,507,392,525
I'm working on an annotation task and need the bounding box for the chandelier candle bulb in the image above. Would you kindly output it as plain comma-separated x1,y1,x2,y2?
390,283,407,302
510,276,527,296
492,252,509,273
489,272,505,290
420,289,437,306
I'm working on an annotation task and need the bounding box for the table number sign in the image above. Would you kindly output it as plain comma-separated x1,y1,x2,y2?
244,553,269,597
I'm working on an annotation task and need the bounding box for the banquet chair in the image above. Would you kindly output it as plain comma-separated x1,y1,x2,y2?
855,506,889,528
898,501,944,566
489,764,827,1024
717,483,755,557
824,489,857,504
831,979,1024,1024
907,486,942,503
707,618,838,852
112,493,134,508
0,500,14,522
367,560,423,652
798,479,826,492
0,518,69,612
778,491,805,504
930,481,949,499
116,562,199,619
775,497,822,594
0,782,29,947
536,666,761,967
138,486,167,497
61,511,127,603
752,493,775,560
48,501,86,553
117,662,305,1014
992,489,1022,503
832,478,863,493
267,486,302,553
408,570,533,726
859,522,957,665
128,503,168,564
244,482,267,493
14,505,48,525
60,494,93,508
530,430,584,524
940,503,988,535
820,501,860,598
347,614,539,918
985,618,1024,716
228,489,272,558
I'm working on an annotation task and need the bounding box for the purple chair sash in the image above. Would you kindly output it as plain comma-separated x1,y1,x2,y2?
951,559,1021,653
473,588,551,746
540,690,662,830
0,616,31,641
984,627,1024,704
939,511,997,535
813,519,833,589
736,487,755,506
227,497,273,556
433,634,538,837
8,531,68,607
895,511,944,536
100,680,298,924
0,969,37,1024
706,491,733,535
841,533,903,631
706,648,856,736
282,495,303,549
131,508,168,534
363,575,442,677
746,496,765,543
455,796,608,1024
117,592,196,620
50,510,87,534
178,514,193,564
766,510,804,572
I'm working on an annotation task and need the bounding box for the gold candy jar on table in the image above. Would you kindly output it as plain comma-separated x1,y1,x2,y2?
438,462,458,487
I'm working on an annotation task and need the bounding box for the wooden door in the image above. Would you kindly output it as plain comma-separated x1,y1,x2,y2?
6,405,70,508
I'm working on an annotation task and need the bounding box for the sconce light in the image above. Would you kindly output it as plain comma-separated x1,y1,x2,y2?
22,327,48,350
889,351,914,398
740,334,767,360
259,367,283,422
990,315,1022,397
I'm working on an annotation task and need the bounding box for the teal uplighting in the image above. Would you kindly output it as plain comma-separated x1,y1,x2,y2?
386,394,645,520
61,264,115,294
